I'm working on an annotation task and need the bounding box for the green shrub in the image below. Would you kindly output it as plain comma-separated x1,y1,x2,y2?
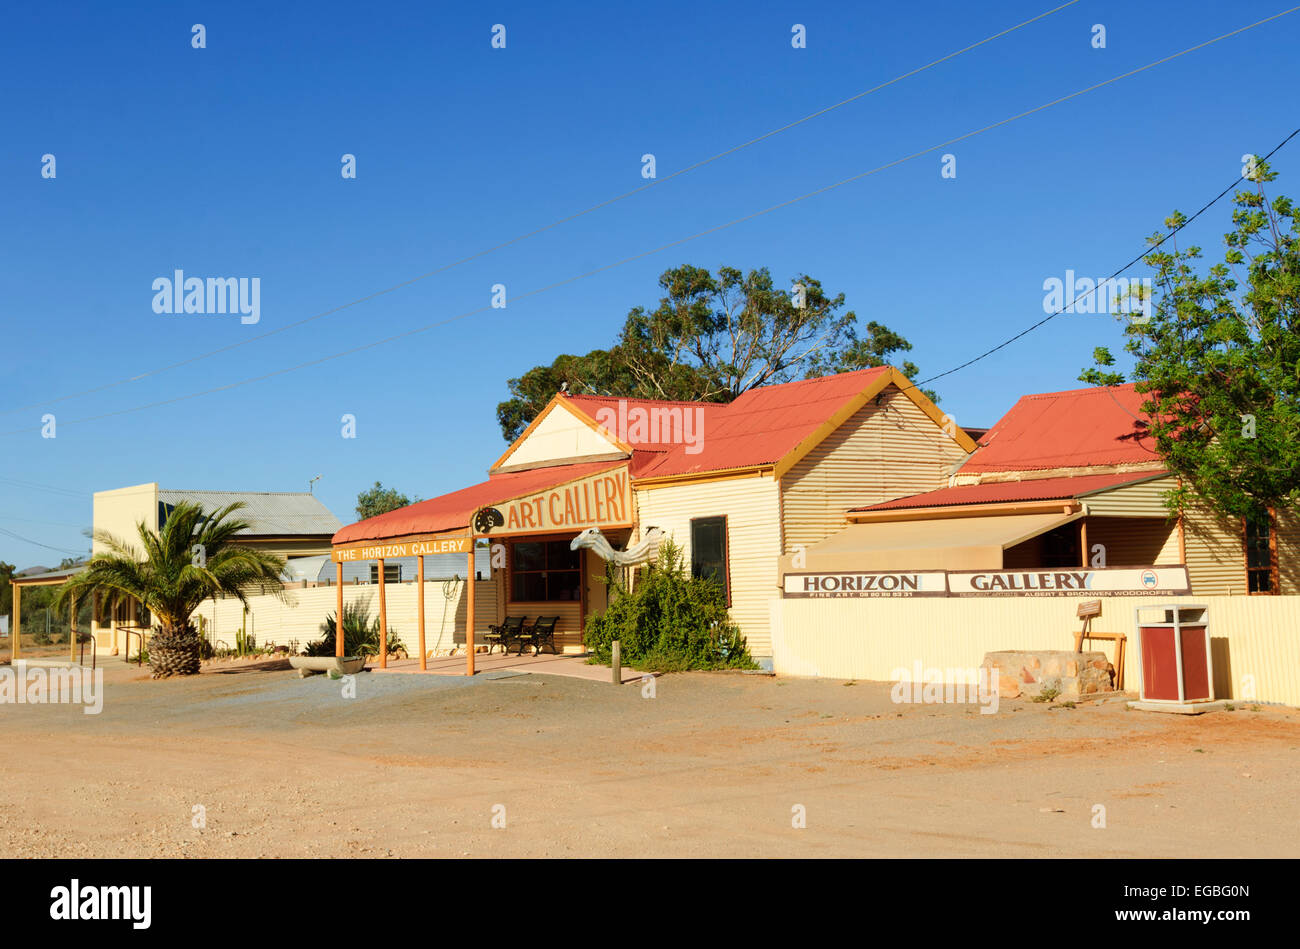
306,599,405,658
584,539,756,672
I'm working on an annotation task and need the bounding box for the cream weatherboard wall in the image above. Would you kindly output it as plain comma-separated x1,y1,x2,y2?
780,385,968,554
634,474,782,657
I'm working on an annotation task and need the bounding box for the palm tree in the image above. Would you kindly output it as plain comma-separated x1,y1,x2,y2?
56,501,286,678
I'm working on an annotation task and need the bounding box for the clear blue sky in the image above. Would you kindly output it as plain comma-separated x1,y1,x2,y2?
1,0,1297,567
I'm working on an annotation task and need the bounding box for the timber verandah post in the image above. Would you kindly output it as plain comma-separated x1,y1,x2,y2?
377,557,388,669
335,562,344,658
465,539,476,677
417,554,426,671
10,582,20,661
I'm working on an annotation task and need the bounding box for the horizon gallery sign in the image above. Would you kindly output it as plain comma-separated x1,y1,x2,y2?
483,468,633,537
781,565,1192,598
947,566,1191,597
332,536,472,563
784,571,949,598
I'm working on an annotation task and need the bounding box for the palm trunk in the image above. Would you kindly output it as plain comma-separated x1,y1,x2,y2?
148,620,202,678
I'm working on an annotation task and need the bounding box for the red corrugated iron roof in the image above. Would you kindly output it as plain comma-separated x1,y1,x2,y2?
963,383,1160,472
332,461,625,544
852,471,1168,512
566,366,893,478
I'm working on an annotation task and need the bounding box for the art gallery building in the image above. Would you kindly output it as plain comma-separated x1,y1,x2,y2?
330,369,1300,680
329,366,976,668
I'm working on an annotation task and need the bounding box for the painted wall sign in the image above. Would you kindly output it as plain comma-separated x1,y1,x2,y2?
484,469,633,537
780,566,1192,598
946,566,1191,597
332,536,472,562
783,571,949,598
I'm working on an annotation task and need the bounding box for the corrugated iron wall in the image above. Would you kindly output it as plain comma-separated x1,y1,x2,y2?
1082,476,1174,516
1086,516,1178,567
781,385,968,553
771,594,1300,706
1277,509,1300,595
197,578,499,655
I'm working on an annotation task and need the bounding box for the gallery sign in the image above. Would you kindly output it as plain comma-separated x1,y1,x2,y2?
947,566,1191,597
480,468,633,537
332,535,472,563
781,566,1191,598
783,571,949,598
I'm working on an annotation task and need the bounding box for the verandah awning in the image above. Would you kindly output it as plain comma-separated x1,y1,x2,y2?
781,510,1082,574
331,460,629,546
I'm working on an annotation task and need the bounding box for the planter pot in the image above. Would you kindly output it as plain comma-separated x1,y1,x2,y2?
289,656,367,677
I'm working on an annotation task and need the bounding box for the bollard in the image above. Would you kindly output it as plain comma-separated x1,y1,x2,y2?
611,640,621,685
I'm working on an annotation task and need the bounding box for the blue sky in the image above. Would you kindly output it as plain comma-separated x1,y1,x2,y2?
1,0,1297,566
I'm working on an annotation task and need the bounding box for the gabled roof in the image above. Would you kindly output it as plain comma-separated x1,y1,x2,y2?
851,471,1169,513
527,366,973,481
158,489,341,536
962,383,1161,472
332,460,625,545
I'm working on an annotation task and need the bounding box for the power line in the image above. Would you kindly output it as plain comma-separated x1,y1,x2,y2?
0,7,1294,440
0,527,85,556
0,1,1081,417
914,125,1300,390
0,476,84,499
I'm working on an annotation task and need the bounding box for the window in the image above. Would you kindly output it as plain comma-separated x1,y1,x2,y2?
510,541,581,602
690,516,730,604
369,563,402,584
1244,510,1277,594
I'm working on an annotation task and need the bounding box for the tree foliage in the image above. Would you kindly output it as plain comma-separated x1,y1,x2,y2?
355,482,419,520
1080,162,1299,519
497,264,932,441
0,560,13,624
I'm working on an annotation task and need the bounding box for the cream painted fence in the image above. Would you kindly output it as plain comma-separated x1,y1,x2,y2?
770,595,1300,706
195,579,497,655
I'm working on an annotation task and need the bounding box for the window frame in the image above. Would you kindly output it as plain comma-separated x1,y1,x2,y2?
1242,508,1279,595
689,515,731,607
508,538,582,603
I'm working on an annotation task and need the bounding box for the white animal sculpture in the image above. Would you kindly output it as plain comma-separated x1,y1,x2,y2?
570,527,665,566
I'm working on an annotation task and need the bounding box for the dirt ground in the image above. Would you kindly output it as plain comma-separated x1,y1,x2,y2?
3,659,1298,858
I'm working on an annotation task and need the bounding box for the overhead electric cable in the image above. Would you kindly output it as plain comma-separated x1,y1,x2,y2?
0,1,1081,416
0,8,1295,439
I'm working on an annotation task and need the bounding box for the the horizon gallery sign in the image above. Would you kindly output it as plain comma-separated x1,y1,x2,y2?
332,535,472,563
783,566,1192,598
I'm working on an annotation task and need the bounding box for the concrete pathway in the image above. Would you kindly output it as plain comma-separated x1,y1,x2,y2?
370,650,648,684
